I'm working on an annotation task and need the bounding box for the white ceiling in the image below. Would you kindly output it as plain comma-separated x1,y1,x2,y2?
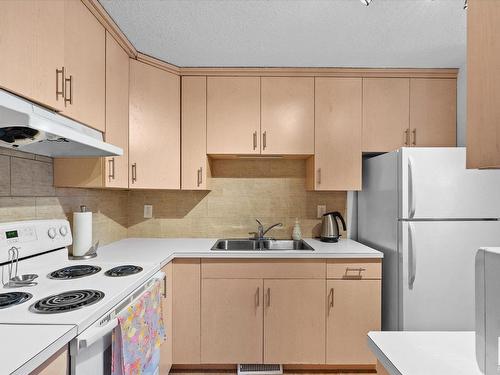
99,0,466,68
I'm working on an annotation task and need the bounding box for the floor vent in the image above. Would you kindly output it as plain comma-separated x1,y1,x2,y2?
237,364,283,375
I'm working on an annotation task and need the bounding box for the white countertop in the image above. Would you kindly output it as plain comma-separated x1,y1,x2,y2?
97,237,383,267
368,331,483,375
1,324,77,375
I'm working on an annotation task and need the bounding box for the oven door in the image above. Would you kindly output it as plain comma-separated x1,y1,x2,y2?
69,272,166,375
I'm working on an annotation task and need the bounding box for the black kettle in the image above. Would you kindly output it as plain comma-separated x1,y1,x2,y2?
320,211,346,243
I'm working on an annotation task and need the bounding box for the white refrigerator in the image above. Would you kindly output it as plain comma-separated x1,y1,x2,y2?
358,147,500,331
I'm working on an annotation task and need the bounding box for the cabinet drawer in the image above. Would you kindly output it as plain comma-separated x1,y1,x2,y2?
327,259,381,280
201,259,326,279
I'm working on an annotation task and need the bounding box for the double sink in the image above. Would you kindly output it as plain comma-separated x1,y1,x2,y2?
211,239,314,251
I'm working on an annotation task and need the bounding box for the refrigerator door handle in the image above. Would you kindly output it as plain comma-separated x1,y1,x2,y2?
408,156,416,218
408,222,417,289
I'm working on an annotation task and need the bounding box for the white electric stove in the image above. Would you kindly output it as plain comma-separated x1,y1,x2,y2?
0,219,164,375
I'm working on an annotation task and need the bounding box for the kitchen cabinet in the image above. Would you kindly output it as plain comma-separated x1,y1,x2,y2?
160,262,173,374
326,280,381,365
309,77,362,191
201,279,264,364
172,259,201,364
261,77,315,155
0,0,65,111
409,78,456,147
264,279,326,364
53,33,129,189
63,0,106,132
129,60,180,189
467,0,500,168
362,78,410,153
207,77,261,155
182,76,208,189
31,346,68,375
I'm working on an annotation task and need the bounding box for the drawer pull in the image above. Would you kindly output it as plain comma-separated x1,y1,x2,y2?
344,267,366,279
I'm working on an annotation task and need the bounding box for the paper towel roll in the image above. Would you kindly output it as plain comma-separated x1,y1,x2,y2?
72,211,92,257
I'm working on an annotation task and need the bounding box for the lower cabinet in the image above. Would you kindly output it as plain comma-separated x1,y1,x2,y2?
30,346,68,375
264,279,326,364
160,262,173,374
201,279,264,364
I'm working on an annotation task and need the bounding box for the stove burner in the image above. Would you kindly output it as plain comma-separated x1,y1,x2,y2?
30,290,104,314
0,292,32,309
48,265,101,280
104,265,143,277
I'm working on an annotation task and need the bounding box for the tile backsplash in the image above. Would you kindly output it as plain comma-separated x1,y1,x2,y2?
0,151,347,243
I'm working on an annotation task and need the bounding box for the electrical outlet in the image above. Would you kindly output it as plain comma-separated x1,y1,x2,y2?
317,205,326,218
144,204,153,219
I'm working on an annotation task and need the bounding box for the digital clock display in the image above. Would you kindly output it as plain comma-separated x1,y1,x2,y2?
5,230,18,239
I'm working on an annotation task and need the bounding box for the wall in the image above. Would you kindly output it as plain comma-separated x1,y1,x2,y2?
0,149,128,246
128,159,347,239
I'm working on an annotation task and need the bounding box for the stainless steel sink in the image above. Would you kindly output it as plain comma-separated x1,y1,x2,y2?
211,239,314,251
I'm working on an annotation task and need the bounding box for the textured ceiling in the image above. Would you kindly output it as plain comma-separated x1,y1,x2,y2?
99,0,466,68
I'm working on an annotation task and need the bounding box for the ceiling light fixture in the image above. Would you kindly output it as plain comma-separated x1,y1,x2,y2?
360,0,373,6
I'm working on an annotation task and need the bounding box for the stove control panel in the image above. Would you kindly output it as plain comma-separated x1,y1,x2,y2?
0,220,72,262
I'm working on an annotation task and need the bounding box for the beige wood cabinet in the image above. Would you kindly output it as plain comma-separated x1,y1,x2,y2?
201,279,264,364
160,262,173,374
63,0,105,132
326,280,381,365
264,279,326,364
172,259,201,364
309,77,362,191
362,78,410,153
31,346,68,375
409,78,456,147
53,33,129,189
129,60,180,189
467,0,500,168
0,0,65,111
182,76,208,189
207,76,261,155
261,77,315,155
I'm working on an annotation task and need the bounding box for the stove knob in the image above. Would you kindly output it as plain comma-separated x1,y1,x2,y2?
59,226,68,237
48,227,57,239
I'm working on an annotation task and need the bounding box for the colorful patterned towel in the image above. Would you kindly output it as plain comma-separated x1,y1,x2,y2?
112,279,166,375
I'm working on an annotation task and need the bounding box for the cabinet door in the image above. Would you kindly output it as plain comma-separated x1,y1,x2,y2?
105,33,129,188
264,279,325,364
160,263,173,374
129,60,180,189
410,78,456,147
31,346,68,375
64,0,105,131
182,76,207,190
467,0,500,168
261,77,314,155
207,77,261,154
173,259,201,364
362,78,410,152
326,280,381,365
314,77,362,191
201,279,264,364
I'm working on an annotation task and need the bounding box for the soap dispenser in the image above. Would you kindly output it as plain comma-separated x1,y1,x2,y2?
292,218,302,240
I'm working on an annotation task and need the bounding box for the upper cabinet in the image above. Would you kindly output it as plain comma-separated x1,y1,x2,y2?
207,77,261,155
410,78,456,147
63,0,106,132
0,0,65,111
467,0,500,168
261,77,315,155
129,60,180,189
182,76,208,190
362,78,410,153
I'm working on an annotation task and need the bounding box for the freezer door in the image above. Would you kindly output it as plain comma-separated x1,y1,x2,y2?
399,148,500,219
399,220,500,331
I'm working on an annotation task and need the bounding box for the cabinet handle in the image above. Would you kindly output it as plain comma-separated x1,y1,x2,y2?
162,275,167,298
131,163,137,183
412,129,417,146
263,131,267,150
253,131,257,150
197,167,202,187
266,287,271,307
344,267,366,279
108,158,115,181
255,287,260,307
328,288,334,310
56,67,65,100
404,129,410,146
317,168,321,185
64,75,73,105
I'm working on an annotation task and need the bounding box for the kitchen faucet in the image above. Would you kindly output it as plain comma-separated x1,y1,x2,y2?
250,219,283,240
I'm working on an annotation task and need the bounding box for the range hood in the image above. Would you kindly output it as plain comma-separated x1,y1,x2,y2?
0,89,122,157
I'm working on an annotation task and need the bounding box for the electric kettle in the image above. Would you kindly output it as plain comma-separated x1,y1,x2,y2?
320,211,346,242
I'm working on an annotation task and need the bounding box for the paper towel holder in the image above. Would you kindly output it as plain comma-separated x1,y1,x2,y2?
69,240,99,260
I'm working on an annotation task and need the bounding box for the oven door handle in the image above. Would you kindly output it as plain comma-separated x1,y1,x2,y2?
77,318,118,350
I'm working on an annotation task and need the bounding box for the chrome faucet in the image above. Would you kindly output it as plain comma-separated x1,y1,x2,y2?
250,219,283,240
